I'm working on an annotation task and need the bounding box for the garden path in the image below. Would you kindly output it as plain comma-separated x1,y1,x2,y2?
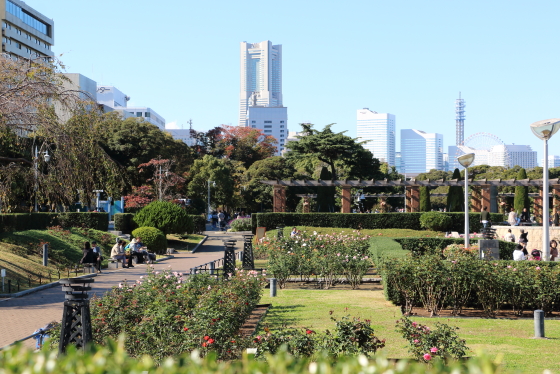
0,226,244,349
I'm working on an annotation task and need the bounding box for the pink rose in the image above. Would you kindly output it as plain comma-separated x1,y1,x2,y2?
430,347,438,353
423,353,432,361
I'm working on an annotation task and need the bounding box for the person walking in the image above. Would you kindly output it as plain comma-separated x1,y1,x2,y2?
480,206,490,228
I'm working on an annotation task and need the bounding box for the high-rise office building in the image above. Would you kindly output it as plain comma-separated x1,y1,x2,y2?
356,108,395,165
240,40,287,155
400,129,444,173
239,40,283,126
1,0,54,60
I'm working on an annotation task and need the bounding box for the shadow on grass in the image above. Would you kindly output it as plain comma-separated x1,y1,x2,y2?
262,304,305,328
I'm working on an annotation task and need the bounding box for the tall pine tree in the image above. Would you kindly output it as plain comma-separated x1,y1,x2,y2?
419,186,431,212
447,168,464,212
514,168,530,214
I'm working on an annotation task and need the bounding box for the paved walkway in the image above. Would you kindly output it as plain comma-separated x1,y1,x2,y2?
0,227,246,348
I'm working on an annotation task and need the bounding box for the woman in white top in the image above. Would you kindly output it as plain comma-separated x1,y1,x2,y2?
508,208,517,226
504,229,515,243
512,245,526,261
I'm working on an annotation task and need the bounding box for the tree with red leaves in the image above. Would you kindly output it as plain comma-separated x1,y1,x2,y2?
217,125,277,168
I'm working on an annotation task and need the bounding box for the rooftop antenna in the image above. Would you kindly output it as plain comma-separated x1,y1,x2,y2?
456,92,466,146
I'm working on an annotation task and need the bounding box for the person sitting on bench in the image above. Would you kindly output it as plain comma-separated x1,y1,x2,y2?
111,240,127,268
80,242,96,268
91,241,103,273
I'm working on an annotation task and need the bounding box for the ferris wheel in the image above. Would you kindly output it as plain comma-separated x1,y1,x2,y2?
455,132,510,167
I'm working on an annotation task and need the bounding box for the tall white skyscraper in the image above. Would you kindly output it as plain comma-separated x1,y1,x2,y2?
400,129,444,173
356,109,395,165
239,41,283,127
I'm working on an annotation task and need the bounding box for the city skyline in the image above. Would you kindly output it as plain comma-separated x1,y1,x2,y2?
16,0,560,164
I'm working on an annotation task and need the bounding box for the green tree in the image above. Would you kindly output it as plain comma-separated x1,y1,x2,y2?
186,155,235,211
285,123,369,180
242,156,295,213
514,168,530,214
447,168,464,212
419,186,431,212
97,113,194,192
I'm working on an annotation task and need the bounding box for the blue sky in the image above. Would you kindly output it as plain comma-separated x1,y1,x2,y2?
44,0,560,163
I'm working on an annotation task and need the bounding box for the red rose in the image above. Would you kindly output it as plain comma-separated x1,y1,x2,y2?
204,336,210,341
208,338,215,344
183,327,188,331
202,342,207,347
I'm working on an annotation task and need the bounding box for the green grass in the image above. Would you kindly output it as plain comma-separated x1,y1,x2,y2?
0,228,120,292
167,234,206,252
266,227,444,239
259,288,559,373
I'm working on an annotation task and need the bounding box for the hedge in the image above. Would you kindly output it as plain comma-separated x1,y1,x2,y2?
116,213,205,235
252,212,506,233
131,226,167,255
0,212,108,232
114,213,137,234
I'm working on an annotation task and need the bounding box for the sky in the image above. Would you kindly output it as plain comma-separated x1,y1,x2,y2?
42,0,560,164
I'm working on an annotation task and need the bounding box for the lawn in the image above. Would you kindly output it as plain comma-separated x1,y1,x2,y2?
259,288,560,373
167,234,206,252
0,228,120,292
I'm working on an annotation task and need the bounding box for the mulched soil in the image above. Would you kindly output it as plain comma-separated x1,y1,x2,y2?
409,307,560,319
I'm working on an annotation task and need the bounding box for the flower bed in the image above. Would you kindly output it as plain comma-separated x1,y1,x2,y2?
380,251,560,318
87,267,267,361
255,231,372,289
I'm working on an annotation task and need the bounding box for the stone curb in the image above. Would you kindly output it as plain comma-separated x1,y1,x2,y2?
0,273,96,301
190,235,208,254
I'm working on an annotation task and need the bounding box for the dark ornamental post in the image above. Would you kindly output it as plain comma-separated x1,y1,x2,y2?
58,277,95,354
223,241,236,278
242,234,255,270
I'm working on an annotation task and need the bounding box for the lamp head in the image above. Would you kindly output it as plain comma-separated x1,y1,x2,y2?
43,151,50,163
530,119,560,140
457,153,475,168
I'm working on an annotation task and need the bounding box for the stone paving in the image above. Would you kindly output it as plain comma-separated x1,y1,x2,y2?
0,227,244,349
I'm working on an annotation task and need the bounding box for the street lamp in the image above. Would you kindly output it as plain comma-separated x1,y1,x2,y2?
530,118,560,261
457,153,475,248
207,180,216,222
34,146,50,212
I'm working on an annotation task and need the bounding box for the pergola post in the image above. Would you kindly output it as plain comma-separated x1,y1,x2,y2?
341,187,352,213
553,185,560,215
406,186,420,212
534,190,543,224
273,185,286,213
303,196,311,213
471,186,482,212
481,185,491,212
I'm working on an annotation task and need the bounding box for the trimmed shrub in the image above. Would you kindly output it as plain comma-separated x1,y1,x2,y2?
420,211,452,231
131,226,167,254
114,213,137,234
189,214,206,234
447,168,463,212
133,201,193,235
56,212,108,231
229,217,252,232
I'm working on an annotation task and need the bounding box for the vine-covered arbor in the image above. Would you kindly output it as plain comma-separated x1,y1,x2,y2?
261,178,560,215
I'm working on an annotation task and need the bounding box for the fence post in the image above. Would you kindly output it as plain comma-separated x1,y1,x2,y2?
210,262,215,275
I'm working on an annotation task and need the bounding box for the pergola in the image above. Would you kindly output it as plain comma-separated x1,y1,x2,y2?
262,178,560,214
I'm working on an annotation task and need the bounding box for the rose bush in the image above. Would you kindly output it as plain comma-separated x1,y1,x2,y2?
72,267,266,361
263,231,372,289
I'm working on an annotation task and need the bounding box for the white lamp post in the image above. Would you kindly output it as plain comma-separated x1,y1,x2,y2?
207,180,216,222
33,146,50,212
457,153,475,248
530,118,560,261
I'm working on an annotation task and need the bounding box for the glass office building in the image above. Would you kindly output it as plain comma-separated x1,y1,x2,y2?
400,129,444,173
1,0,54,60
356,108,395,165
